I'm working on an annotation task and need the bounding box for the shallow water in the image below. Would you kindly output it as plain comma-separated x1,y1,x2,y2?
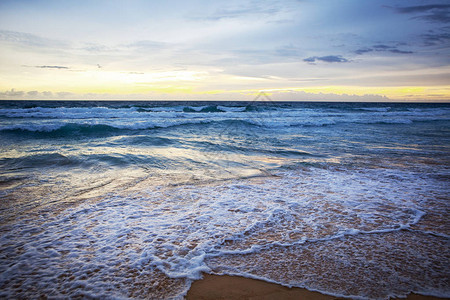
0,100,449,299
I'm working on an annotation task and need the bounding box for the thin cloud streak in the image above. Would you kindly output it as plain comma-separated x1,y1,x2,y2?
303,56,349,63
395,4,450,14
354,44,414,55
392,4,450,23
35,65,69,69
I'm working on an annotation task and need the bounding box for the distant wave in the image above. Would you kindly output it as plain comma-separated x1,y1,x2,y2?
0,105,260,118
2,117,448,138
183,105,225,113
0,103,291,119
353,107,391,112
1,123,128,134
0,120,215,135
1,104,448,126
1,103,448,140
0,106,184,119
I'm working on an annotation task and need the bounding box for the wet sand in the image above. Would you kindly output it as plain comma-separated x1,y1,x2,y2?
186,274,446,300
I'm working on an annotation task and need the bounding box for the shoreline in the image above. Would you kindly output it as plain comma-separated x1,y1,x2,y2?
186,274,447,300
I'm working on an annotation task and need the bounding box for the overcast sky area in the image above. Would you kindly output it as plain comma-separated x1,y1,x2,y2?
0,0,449,101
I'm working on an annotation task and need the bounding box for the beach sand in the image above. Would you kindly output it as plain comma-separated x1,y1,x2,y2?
186,274,446,300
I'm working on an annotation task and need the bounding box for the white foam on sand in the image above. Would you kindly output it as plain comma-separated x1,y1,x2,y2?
0,166,448,299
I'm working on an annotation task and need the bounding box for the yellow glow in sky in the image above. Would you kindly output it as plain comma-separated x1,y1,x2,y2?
1,1,449,102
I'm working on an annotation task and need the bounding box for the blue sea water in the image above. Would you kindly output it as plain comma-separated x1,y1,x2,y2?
0,100,449,299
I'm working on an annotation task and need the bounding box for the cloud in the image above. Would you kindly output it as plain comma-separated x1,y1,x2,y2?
393,4,450,23
0,89,24,98
0,88,391,102
354,44,413,55
395,4,450,14
35,65,69,69
303,55,349,63
0,89,57,99
373,44,392,50
81,44,115,53
0,30,68,48
27,91,38,96
268,90,390,102
421,31,450,46
57,92,74,98
354,48,373,55
389,49,413,54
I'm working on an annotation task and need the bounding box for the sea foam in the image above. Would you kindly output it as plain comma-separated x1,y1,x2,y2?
0,101,448,299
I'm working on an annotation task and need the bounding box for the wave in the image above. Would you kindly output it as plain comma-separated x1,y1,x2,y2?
2,116,448,139
0,105,257,118
0,151,176,170
0,106,123,119
182,105,259,113
183,105,222,113
0,106,188,120
0,153,80,170
1,104,448,127
0,120,214,135
1,103,448,139
0,103,289,119
0,123,126,136
354,107,391,112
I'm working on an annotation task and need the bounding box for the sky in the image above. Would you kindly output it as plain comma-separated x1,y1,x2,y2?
0,0,449,101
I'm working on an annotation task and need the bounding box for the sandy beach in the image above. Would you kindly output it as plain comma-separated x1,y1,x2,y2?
186,274,447,300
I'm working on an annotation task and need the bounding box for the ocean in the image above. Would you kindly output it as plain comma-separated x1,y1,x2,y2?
0,100,448,299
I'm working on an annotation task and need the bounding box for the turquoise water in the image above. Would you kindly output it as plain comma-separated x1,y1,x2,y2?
0,100,449,299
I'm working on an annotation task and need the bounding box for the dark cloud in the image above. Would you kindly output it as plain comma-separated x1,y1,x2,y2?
303,57,316,63
395,4,450,14
35,65,69,69
389,49,413,54
419,11,450,23
354,44,413,55
354,48,373,55
421,32,450,46
303,55,349,63
393,4,450,23
373,44,393,49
